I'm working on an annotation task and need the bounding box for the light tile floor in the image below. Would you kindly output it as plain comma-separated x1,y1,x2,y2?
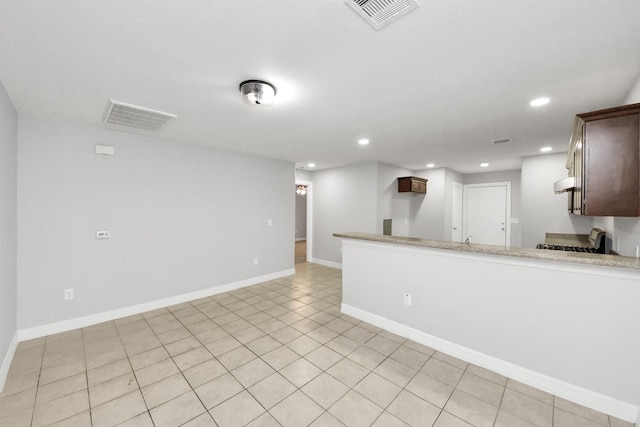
0,263,635,427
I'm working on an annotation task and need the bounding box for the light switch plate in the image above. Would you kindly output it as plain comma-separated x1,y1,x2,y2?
96,230,111,239
95,145,115,155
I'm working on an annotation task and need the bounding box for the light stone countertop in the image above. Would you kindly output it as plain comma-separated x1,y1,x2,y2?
333,232,640,270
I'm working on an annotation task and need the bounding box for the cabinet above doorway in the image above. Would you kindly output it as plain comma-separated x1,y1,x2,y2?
397,176,427,194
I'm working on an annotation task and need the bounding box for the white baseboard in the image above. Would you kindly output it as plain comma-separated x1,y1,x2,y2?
341,303,639,424
310,257,342,269
0,332,19,393
17,268,295,342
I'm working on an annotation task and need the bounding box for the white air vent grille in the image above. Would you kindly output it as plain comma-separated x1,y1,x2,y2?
346,0,419,30
103,100,176,132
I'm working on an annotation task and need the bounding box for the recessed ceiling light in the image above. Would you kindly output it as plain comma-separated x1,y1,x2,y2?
308,163,316,168
540,146,553,152
426,163,435,168
358,138,370,146
480,162,490,168
530,97,550,107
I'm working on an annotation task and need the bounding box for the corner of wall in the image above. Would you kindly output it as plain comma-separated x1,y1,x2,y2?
0,333,19,393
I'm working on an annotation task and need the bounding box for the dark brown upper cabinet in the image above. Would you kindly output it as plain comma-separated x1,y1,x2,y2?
398,176,427,194
568,103,640,216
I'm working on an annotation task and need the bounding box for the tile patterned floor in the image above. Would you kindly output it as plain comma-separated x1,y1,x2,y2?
0,263,635,427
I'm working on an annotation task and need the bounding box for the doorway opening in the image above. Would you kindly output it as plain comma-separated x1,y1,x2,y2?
295,179,313,263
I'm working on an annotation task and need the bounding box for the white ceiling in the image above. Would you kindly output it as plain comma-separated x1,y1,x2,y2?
1,0,639,173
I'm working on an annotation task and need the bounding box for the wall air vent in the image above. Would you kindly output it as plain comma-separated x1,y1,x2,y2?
492,138,513,145
345,0,419,30
103,100,177,132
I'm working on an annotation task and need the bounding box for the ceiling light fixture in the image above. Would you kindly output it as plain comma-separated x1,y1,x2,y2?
239,80,277,106
480,162,490,168
540,146,553,152
296,185,308,196
308,163,316,168
530,97,550,107
426,163,435,168
358,139,370,145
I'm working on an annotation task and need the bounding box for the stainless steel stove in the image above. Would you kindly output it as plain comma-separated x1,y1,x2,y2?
536,228,606,254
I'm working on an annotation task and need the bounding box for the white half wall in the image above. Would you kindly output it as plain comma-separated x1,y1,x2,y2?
17,117,295,330
0,79,18,392
340,238,640,422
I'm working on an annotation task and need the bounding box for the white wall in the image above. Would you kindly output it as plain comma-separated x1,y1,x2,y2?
0,80,18,387
411,168,447,240
376,163,414,237
311,162,378,264
463,169,522,247
17,117,294,330
521,153,593,248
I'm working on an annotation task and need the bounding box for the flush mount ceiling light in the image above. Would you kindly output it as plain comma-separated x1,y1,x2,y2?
426,163,435,168
358,139,370,145
530,97,550,107
308,163,316,168
239,80,277,106
480,162,490,168
540,146,553,152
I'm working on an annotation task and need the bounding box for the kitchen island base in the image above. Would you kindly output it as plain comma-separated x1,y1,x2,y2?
338,237,640,424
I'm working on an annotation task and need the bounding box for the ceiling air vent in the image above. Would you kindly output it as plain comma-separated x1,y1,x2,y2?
492,138,513,145
345,0,420,30
103,100,177,132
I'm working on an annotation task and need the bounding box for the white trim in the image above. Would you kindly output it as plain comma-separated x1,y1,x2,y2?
341,303,639,423
463,181,511,247
310,257,342,269
17,268,295,341
295,237,307,242
0,332,19,393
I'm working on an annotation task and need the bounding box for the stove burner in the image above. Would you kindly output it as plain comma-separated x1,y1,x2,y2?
535,243,599,253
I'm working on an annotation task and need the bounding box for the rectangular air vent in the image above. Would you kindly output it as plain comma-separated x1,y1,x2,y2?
492,138,513,145
103,100,176,132
345,0,419,30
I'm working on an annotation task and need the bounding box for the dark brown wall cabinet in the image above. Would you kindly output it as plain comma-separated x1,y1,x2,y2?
568,102,640,216
398,176,427,194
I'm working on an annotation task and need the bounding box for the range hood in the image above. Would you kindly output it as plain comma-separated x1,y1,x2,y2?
554,176,576,194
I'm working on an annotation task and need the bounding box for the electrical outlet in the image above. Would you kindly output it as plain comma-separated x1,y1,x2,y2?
253,257,258,266
403,293,412,306
64,288,74,300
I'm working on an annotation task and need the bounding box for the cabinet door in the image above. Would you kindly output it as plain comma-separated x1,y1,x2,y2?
583,113,640,216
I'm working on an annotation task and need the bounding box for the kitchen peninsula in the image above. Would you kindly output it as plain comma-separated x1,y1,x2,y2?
334,232,640,424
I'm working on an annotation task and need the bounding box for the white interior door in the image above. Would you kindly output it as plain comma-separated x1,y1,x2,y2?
451,182,463,242
463,183,510,246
